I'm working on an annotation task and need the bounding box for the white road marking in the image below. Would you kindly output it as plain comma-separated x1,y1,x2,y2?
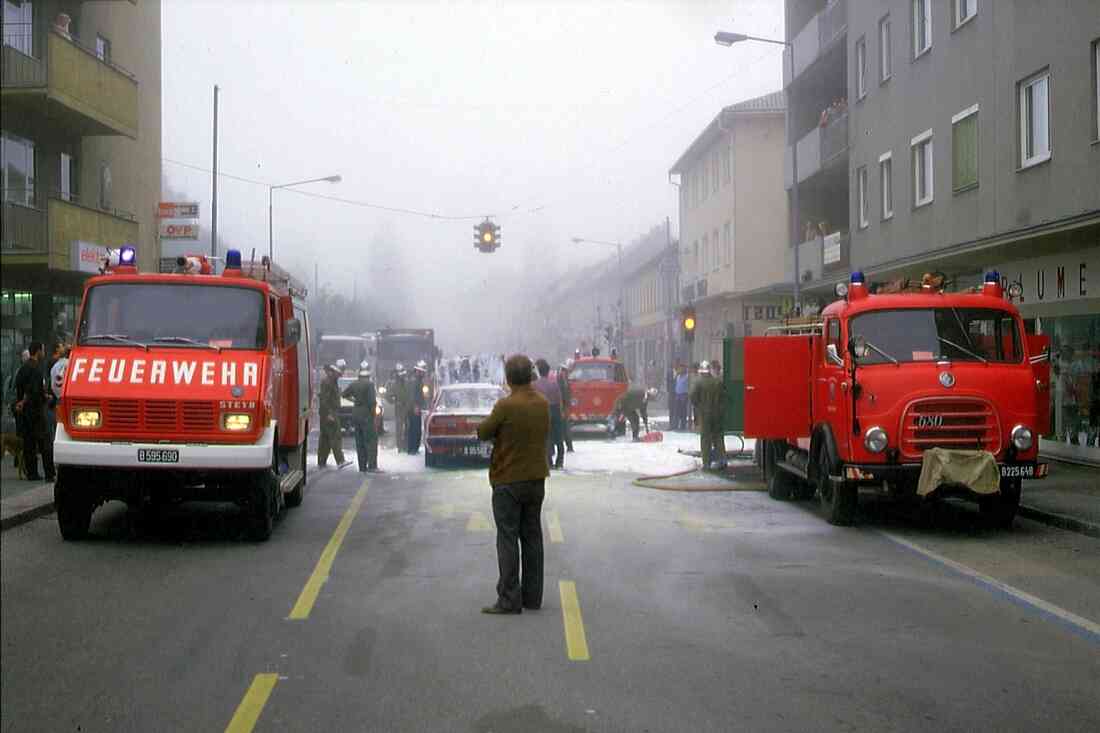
880,531,1100,642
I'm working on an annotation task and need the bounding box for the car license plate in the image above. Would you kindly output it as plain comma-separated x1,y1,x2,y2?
138,448,179,464
999,464,1034,478
463,444,491,458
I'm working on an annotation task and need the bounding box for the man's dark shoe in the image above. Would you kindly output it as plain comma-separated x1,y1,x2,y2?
26,474,42,481
481,604,521,615
523,604,541,611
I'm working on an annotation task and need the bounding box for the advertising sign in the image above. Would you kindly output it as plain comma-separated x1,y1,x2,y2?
157,202,199,219
159,222,200,240
71,240,111,274
992,248,1098,305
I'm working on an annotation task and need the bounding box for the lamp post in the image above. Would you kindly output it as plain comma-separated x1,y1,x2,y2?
268,174,341,261
572,236,625,353
714,29,800,313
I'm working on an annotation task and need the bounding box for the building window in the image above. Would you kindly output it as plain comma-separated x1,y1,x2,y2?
912,0,931,59
1,131,35,207
953,0,977,29
911,129,933,207
880,16,892,82
856,37,867,100
952,104,979,191
1092,39,1099,141
712,153,719,194
723,220,732,267
95,34,111,63
3,0,34,56
1019,70,1051,168
712,228,719,271
857,166,869,229
722,146,731,185
60,152,78,202
879,151,893,220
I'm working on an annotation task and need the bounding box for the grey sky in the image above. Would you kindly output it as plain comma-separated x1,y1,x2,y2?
163,0,784,351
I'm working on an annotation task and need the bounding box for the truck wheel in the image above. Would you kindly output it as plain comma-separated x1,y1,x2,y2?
980,478,1021,529
817,449,857,525
246,470,277,541
55,468,93,541
285,440,306,508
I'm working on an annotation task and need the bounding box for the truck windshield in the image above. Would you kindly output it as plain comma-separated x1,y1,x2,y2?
849,308,1022,365
570,363,626,382
378,338,432,364
78,283,267,350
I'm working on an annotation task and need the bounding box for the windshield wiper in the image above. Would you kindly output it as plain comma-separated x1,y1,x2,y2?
152,336,222,353
84,333,148,351
859,340,899,366
938,336,988,364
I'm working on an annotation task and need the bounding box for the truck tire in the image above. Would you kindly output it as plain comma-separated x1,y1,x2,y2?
980,478,1021,529
246,469,277,541
55,468,93,541
767,446,796,501
817,448,856,525
285,439,306,508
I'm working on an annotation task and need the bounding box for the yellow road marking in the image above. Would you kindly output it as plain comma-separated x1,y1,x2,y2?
288,480,369,620
466,511,494,532
559,580,590,661
547,509,564,543
224,673,278,733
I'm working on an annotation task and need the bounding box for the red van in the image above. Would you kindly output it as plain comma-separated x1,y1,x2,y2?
565,357,628,434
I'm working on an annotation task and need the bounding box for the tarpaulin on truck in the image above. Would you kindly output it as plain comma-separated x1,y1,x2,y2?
916,448,1000,497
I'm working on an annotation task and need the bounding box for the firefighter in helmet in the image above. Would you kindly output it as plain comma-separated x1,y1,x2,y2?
690,360,727,470
318,364,350,468
342,362,378,472
389,363,410,453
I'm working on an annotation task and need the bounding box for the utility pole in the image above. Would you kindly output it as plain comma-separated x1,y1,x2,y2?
314,261,319,297
211,84,219,259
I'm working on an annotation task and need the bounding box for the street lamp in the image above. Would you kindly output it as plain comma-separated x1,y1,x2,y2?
572,236,625,353
269,174,341,261
714,29,800,313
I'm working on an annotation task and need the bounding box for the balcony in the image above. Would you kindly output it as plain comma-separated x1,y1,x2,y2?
783,0,848,87
2,29,138,138
1,195,137,270
786,231,850,287
785,111,848,189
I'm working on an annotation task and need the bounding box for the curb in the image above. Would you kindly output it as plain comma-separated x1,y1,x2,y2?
1018,504,1100,539
0,499,56,532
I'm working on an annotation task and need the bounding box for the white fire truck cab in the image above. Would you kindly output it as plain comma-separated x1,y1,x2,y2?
54,247,314,541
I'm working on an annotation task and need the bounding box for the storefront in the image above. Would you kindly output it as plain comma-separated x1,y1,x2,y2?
993,246,1100,465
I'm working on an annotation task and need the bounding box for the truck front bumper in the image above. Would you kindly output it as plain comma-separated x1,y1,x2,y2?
53,423,276,471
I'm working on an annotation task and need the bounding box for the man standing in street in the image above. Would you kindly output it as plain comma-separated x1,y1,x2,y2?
318,364,349,468
690,361,727,470
342,365,378,472
476,354,549,615
534,359,564,469
407,361,429,454
557,361,574,453
390,365,410,453
14,341,53,481
673,364,690,431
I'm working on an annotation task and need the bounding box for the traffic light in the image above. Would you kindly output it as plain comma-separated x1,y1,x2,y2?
681,306,696,343
473,218,501,253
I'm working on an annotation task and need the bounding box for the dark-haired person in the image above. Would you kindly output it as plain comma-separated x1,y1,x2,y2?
533,358,564,469
476,354,549,615
14,341,53,481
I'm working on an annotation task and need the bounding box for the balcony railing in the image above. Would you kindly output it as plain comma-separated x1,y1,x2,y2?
785,112,849,189
1,200,47,254
783,0,847,87
2,193,138,268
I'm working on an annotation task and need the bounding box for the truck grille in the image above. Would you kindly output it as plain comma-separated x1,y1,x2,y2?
900,398,1001,458
86,399,219,434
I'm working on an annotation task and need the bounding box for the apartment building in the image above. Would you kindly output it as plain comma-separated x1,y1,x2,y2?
670,90,789,366
785,0,1100,462
1,0,161,375
621,223,679,387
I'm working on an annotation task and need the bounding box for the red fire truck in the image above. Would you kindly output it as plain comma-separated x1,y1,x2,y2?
53,247,314,541
745,271,1049,527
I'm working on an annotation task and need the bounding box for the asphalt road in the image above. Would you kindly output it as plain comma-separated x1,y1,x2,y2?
2,432,1098,733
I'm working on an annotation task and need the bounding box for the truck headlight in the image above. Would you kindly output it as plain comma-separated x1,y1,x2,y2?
222,413,252,431
421,385,430,396
72,409,101,429
1011,424,1033,451
863,426,888,453
378,386,387,396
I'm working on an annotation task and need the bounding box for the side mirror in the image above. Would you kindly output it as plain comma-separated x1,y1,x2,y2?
826,343,844,366
284,318,302,346
848,335,869,360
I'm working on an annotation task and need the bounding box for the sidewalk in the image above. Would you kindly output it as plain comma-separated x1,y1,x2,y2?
1019,459,1100,538
1,458,55,531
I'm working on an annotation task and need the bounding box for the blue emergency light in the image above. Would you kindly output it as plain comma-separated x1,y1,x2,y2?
225,249,242,269
850,270,866,284
984,270,1000,284
119,245,136,265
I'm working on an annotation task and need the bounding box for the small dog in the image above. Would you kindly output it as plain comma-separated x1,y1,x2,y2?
0,432,26,480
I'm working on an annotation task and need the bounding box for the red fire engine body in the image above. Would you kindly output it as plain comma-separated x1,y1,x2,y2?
53,248,314,541
744,271,1050,527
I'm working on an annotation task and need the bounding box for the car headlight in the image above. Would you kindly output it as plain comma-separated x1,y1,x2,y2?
72,409,101,429
1011,424,1033,451
222,413,252,431
863,425,888,453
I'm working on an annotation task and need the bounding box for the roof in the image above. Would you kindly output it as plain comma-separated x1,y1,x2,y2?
669,90,785,175
822,290,1020,318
